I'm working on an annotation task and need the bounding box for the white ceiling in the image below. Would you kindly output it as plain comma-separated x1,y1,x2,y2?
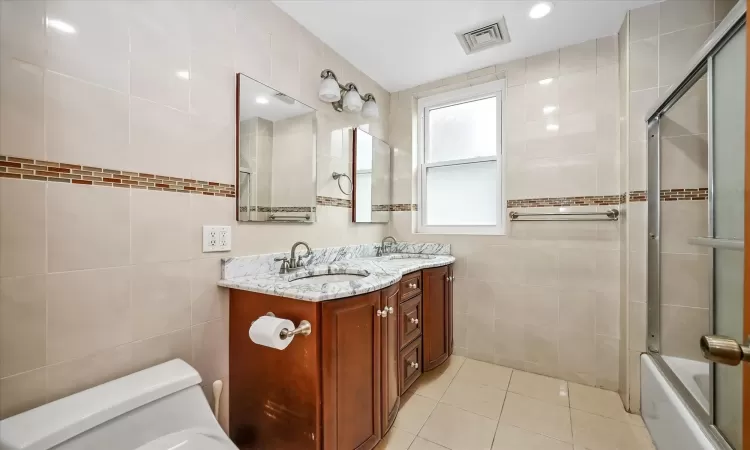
273,0,657,92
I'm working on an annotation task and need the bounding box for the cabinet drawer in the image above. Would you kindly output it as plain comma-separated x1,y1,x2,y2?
399,339,422,395
399,272,422,301
399,295,422,349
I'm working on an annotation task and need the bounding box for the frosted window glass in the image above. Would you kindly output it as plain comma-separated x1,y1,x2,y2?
425,161,496,226
428,97,496,163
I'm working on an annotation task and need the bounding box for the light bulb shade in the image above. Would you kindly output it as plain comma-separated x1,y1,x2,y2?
361,99,379,119
318,77,341,102
343,89,363,112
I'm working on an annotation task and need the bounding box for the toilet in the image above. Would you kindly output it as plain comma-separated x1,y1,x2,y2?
0,359,238,450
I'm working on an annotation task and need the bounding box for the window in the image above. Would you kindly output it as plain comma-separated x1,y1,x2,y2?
417,80,505,234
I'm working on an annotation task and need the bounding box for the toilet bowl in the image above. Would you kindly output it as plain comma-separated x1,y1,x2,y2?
0,359,237,450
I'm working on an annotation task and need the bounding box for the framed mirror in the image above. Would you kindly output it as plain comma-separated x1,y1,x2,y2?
236,73,317,223
352,128,391,223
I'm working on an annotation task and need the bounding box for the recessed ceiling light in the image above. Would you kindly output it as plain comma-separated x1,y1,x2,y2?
543,105,557,115
538,78,553,85
529,2,553,19
175,71,190,80
46,18,76,34
256,96,269,104
546,124,559,131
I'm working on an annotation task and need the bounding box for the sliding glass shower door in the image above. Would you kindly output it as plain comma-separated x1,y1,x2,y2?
711,22,746,450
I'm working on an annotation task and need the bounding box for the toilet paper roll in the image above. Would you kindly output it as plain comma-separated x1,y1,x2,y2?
249,315,296,350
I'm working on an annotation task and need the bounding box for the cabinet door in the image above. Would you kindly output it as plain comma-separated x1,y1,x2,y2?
381,284,400,435
422,266,450,372
322,292,382,450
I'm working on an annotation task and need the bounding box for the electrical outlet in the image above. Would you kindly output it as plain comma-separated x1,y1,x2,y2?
202,226,231,252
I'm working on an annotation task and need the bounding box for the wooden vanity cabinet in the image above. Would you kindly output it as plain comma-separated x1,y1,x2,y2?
422,265,453,371
228,263,453,450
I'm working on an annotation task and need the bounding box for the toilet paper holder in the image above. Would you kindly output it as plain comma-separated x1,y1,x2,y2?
257,312,312,340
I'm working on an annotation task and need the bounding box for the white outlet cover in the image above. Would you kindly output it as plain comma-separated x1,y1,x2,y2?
202,226,231,252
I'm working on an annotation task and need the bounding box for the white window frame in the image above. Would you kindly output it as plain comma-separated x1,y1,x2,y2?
416,79,506,235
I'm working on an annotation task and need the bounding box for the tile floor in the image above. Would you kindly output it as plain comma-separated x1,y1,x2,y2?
377,356,655,450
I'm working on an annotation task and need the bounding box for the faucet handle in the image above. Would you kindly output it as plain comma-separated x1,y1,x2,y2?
274,256,290,273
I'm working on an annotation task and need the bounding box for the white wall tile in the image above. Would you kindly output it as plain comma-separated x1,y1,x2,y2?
0,179,46,277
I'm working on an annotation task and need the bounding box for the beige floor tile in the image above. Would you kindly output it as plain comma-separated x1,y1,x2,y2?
394,392,439,434
409,437,450,450
440,380,507,419
508,370,570,407
377,426,416,450
454,359,513,390
625,413,645,427
499,393,573,443
419,403,498,450
492,424,574,450
568,383,628,422
438,355,467,377
570,409,641,450
412,368,455,400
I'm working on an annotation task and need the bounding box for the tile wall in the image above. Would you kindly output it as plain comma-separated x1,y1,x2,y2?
0,0,391,424
389,36,623,390
621,0,736,412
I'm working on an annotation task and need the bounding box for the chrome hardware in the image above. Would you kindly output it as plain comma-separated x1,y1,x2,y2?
290,241,312,269
269,213,311,222
332,172,353,195
377,309,388,318
700,335,750,366
649,233,657,240
446,276,454,282
279,320,312,340
410,362,419,369
688,236,744,251
274,257,291,274
509,208,619,221
410,318,419,325
378,236,397,256
387,306,394,314
408,283,417,289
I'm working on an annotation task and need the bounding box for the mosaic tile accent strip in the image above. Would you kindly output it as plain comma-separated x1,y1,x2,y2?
390,204,418,211
0,155,235,197
625,189,707,203
629,191,647,202
660,188,708,201
507,195,621,208
316,196,351,208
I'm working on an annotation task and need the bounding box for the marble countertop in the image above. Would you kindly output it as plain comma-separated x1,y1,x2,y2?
218,254,455,302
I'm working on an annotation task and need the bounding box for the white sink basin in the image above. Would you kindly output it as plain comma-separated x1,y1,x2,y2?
288,273,367,285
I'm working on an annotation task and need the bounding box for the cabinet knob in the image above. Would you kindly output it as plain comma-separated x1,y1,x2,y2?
387,306,394,314
447,276,454,282
408,283,417,289
410,318,419,325
410,362,419,369
377,309,387,317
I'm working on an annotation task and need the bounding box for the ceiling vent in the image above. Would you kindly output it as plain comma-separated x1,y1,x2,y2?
455,18,511,55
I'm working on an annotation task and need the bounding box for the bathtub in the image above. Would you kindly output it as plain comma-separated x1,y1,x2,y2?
641,354,715,450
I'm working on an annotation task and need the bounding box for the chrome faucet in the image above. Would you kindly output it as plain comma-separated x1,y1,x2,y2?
290,241,312,268
377,236,397,256
274,241,313,274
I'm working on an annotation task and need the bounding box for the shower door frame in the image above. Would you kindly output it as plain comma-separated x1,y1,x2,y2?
645,2,747,449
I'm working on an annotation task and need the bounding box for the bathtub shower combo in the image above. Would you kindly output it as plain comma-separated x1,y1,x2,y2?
641,2,746,449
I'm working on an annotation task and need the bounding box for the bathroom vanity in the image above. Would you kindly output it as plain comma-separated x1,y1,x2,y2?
219,245,454,450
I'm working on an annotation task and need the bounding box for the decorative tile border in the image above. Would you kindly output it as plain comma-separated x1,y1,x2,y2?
316,196,351,208
507,195,621,208
626,188,707,203
0,155,235,197
258,206,315,212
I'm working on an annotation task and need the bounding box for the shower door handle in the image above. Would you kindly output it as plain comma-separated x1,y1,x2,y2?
700,335,750,366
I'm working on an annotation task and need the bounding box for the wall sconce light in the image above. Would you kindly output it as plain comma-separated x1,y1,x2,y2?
318,69,379,119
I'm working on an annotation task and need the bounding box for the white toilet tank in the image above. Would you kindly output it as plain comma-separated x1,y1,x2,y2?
0,359,237,450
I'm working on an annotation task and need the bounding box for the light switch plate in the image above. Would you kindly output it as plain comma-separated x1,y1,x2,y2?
202,226,231,252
